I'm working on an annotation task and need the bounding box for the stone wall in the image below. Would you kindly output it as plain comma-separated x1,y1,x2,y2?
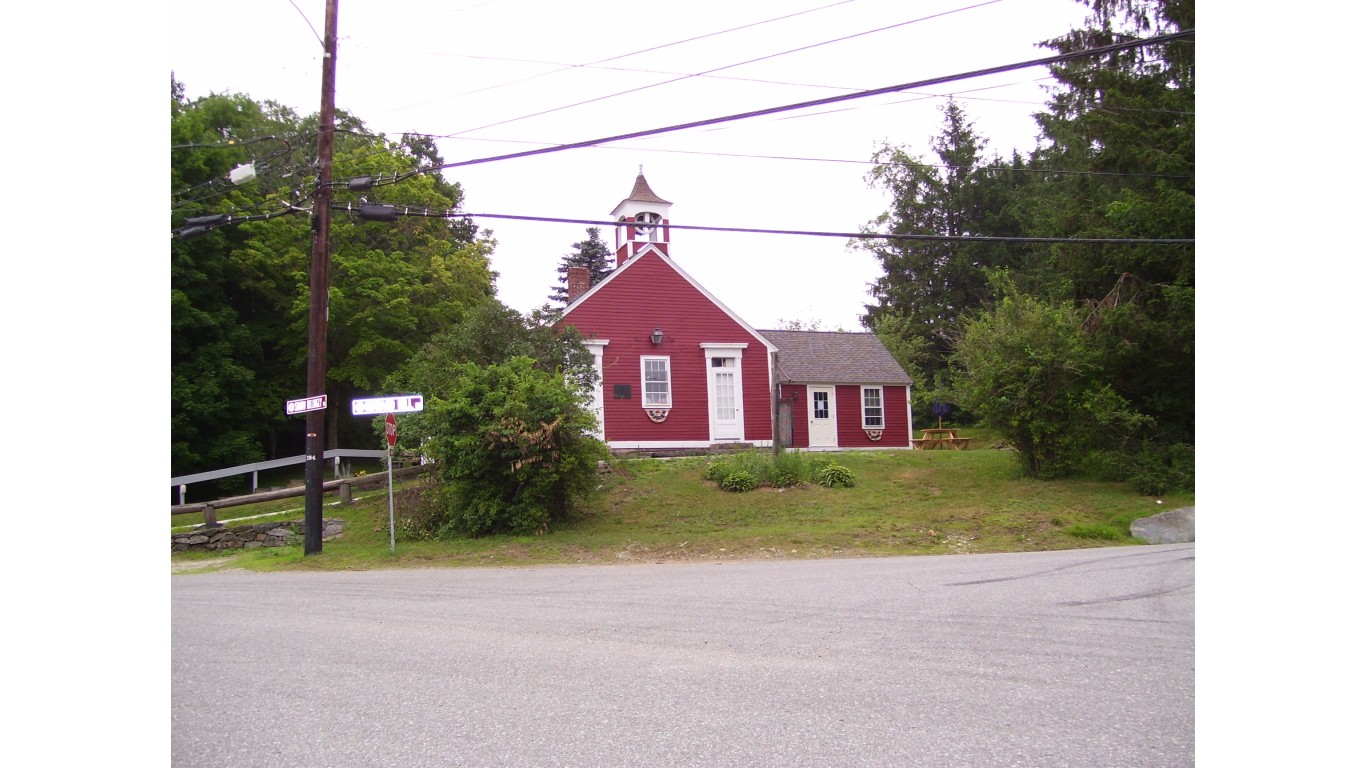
171,518,344,553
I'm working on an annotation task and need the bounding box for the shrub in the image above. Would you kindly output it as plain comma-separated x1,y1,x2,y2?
731,451,775,485
770,450,808,487
817,463,855,488
391,477,443,541
702,461,729,483
807,455,836,473
703,450,846,491
420,357,610,537
950,290,1151,479
703,451,772,486
720,470,759,492
1088,441,1195,496
1125,442,1195,496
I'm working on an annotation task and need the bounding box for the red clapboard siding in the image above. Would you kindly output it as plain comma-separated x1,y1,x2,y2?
561,252,772,443
834,384,910,447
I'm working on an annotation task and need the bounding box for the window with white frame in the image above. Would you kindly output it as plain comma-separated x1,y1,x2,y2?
641,356,672,407
862,386,884,428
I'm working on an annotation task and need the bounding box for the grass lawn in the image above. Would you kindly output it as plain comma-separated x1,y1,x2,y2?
171,436,1192,573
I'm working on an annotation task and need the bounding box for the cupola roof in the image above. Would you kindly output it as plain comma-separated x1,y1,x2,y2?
615,171,671,209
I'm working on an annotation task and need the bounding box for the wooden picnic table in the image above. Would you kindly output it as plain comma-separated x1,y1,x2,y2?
912,428,971,450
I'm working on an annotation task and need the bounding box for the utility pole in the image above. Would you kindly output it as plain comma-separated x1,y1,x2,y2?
304,0,339,555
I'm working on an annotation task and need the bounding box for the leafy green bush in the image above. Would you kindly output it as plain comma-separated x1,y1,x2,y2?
391,477,443,541
817,463,855,488
1087,441,1195,496
950,289,1151,479
732,451,775,485
770,450,809,487
702,461,729,483
1125,442,1195,496
719,470,759,492
703,450,843,491
414,357,609,537
703,451,772,486
807,455,836,473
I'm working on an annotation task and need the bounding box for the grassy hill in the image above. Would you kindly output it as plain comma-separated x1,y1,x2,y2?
171,438,1193,572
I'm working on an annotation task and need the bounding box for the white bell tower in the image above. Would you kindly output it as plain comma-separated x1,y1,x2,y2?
611,168,672,267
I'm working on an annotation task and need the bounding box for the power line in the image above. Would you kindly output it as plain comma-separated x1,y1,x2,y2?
176,30,1196,236
442,0,1008,138
285,0,324,47
332,206,1194,246
172,204,308,239
170,135,293,151
358,133,1191,180
374,0,860,113
316,29,1194,196
408,29,1192,176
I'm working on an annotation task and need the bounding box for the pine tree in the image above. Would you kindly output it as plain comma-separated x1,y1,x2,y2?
549,227,614,305
859,101,1022,404
1023,0,1195,442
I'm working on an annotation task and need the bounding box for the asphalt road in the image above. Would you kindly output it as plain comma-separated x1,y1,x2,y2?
172,545,1194,767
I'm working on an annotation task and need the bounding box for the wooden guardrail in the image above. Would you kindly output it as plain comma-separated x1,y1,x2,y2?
171,448,392,505
171,463,434,527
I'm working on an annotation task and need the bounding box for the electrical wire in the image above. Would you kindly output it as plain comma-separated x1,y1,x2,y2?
372,0,861,113
172,203,309,239
330,206,1193,245
171,147,306,208
176,29,1195,237
285,0,324,48
401,29,1193,177
170,135,293,151
187,28,1193,197
441,0,1008,138
348,133,1191,180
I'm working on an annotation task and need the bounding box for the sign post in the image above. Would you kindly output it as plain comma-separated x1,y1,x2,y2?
350,394,424,556
384,413,397,554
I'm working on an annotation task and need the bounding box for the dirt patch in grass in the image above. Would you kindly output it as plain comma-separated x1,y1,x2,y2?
171,555,246,574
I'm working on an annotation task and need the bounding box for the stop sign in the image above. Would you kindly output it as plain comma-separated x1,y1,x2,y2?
384,412,397,448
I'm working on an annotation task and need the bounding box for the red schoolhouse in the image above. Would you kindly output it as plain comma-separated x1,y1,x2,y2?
560,173,914,452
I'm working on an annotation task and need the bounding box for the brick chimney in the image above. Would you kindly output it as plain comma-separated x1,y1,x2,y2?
567,266,590,303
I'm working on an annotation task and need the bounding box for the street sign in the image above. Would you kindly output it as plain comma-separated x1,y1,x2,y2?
385,413,397,448
286,395,327,415
352,394,424,416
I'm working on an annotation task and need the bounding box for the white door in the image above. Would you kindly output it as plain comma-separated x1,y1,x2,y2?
707,355,742,441
808,386,837,447
584,342,607,440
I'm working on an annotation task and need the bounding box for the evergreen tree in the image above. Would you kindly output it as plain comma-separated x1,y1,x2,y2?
858,100,1023,410
1023,0,1195,442
548,227,613,305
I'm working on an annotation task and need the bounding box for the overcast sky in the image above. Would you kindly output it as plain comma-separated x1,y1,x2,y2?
170,0,1093,330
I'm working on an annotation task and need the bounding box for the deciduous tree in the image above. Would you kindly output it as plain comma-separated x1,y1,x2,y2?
949,284,1150,478
171,80,497,477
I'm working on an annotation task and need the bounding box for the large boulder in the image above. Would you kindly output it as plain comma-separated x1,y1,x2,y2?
1130,506,1195,544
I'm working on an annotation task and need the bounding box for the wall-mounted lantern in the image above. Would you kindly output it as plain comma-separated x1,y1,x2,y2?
651,327,664,345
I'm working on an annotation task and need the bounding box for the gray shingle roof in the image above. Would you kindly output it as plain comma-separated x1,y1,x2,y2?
757,329,913,385
617,173,671,207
